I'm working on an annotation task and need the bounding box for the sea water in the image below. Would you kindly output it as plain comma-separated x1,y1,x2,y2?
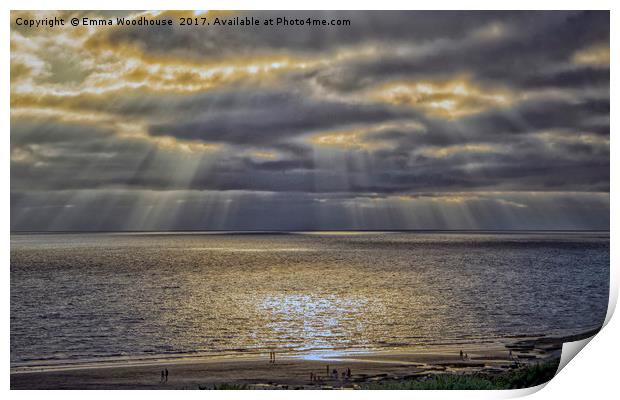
10,231,609,368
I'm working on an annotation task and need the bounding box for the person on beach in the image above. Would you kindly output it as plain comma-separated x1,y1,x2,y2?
326,364,329,375
160,369,165,384
165,368,168,382
332,369,338,380
347,368,351,378
460,350,463,360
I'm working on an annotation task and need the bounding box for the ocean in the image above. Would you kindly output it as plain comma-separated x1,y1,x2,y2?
10,231,609,368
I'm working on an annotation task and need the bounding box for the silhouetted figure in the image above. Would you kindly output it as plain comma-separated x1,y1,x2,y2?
165,368,168,382
465,353,468,360
347,368,351,378
509,350,513,360
160,369,165,383
460,350,463,360
310,372,314,382
332,369,338,379
326,364,329,375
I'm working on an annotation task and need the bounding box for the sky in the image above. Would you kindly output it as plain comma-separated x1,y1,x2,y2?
10,11,609,231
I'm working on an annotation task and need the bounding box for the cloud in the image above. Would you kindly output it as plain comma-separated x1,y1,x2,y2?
573,43,610,67
11,189,609,231
365,76,514,119
419,144,503,158
147,90,416,148
10,10,609,230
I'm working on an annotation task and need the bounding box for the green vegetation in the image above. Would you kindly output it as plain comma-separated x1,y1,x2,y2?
363,359,560,390
209,383,249,390
366,374,498,390
202,359,560,390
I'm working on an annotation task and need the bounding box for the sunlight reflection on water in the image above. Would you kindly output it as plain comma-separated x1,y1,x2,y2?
259,294,374,351
10,232,609,366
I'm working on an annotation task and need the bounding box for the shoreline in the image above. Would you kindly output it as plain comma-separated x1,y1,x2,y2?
11,328,598,374
10,334,580,389
8,340,544,374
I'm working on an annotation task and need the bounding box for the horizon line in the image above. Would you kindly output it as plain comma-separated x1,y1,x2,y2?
10,229,611,234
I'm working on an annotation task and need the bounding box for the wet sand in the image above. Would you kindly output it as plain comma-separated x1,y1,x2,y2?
11,339,565,390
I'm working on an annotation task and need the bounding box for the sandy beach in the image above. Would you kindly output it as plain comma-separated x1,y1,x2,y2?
11,338,565,390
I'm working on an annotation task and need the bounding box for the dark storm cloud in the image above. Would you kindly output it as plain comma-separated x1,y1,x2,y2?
11,119,116,145
10,10,609,230
98,11,590,59
11,116,608,194
147,90,416,147
419,97,610,145
11,78,611,195
309,11,609,92
517,67,610,90
10,189,610,231
472,99,609,144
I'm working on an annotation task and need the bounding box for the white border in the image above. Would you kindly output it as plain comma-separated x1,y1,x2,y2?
3,2,617,399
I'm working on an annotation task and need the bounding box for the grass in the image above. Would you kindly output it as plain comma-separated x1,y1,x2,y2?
367,375,498,390
207,383,249,390
203,359,560,390
363,359,560,390
493,360,560,389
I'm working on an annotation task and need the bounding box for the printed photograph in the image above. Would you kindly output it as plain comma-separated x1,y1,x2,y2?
10,10,610,390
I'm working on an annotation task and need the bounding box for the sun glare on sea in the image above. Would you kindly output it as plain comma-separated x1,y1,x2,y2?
258,294,371,351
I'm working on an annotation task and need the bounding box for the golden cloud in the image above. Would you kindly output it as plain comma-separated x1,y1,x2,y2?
309,130,376,150
419,143,501,158
366,76,515,119
149,135,222,154
573,43,610,67
308,120,424,151
246,150,280,160
535,131,609,147
393,193,528,208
